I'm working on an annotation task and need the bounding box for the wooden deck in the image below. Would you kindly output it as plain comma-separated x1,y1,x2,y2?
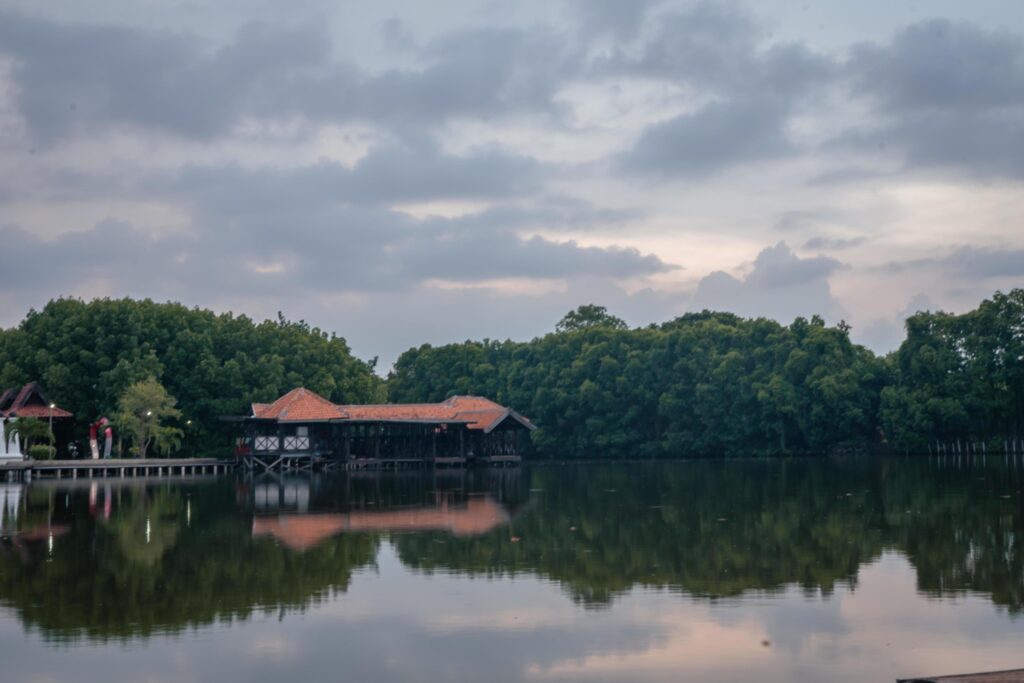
899,669,1024,682
0,458,234,480
240,453,518,471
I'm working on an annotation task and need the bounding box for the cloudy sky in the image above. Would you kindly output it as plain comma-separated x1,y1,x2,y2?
1,0,1022,368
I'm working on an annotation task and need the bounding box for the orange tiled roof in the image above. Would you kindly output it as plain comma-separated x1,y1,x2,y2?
252,388,346,422
0,382,73,419
3,404,73,419
250,389,534,431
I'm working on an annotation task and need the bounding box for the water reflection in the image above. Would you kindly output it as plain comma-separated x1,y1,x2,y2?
0,457,1020,678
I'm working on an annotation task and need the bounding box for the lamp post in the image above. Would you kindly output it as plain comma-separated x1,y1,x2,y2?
49,403,55,456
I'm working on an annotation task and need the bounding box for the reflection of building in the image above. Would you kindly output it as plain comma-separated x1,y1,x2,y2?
0,483,21,535
225,388,535,468
253,479,310,513
252,497,510,551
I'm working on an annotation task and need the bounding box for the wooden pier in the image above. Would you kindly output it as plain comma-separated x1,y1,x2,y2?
0,458,234,481
899,668,1024,682
241,453,521,472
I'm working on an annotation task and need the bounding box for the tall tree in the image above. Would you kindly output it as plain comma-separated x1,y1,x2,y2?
114,378,183,458
555,305,628,333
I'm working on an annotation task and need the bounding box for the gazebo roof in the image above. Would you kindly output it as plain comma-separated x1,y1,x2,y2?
0,382,72,419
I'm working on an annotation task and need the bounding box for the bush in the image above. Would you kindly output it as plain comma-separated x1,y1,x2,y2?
28,445,56,460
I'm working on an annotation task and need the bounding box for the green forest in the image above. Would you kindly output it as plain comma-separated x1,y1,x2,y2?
392,290,1024,457
0,298,385,456
1,289,1022,458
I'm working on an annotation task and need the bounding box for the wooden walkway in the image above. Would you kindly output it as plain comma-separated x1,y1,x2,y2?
0,458,234,481
900,669,1024,682
241,453,521,471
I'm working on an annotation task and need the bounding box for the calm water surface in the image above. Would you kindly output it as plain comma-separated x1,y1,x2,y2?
1,458,1022,683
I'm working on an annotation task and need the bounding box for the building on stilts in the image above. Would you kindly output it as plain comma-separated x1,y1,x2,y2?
223,387,535,471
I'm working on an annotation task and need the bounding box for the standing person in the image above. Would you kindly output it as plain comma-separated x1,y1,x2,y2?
102,419,113,459
89,421,99,460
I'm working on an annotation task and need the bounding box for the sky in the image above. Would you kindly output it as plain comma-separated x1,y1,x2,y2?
0,0,1022,370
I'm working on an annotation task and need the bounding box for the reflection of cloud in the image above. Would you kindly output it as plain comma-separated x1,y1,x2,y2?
530,609,771,679
247,636,298,659
4,544,1024,683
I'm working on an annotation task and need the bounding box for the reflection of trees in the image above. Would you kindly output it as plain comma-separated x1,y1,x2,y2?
0,482,378,642
396,460,1024,612
878,461,1024,611
0,460,1021,642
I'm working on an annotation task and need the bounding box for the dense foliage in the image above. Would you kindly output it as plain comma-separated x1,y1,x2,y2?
880,289,1024,451
391,310,888,457
1,290,1021,458
0,298,385,455
391,291,1024,457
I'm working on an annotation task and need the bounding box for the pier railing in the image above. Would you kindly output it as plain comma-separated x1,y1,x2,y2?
1,458,235,481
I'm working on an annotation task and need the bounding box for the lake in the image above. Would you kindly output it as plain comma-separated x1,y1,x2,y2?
1,457,1022,682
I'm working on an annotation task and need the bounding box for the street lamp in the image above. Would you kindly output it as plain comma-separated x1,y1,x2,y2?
49,403,55,456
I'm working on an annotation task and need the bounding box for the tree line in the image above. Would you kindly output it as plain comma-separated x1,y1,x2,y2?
0,298,385,457
1,290,1021,458
390,291,1024,457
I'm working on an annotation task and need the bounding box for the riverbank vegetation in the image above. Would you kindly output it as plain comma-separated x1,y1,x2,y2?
0,298,385,456
0,290,1020,457
391,289,1024,457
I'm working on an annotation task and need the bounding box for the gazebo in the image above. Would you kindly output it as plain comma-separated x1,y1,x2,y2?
0,382,73,458
226,387,535,470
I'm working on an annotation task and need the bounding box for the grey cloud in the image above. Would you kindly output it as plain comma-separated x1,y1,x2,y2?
607,1,760,82
617,97,792,177
0,10,575,144
839,110,1024,177
417,200,642,232
802,236,866,251
344,139,545,204
572,0,660,40
880,246,1024,278
0,12,332,142
399,230,675,283
600,2,834,97
841,19,1024,177
300,26,576,128
0,167,673,302
773,208,851,233
857,293,934,353
170,139,545,208
848,19,1024,113
610,3,834,178
744,241,842,287
691,242,845,322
